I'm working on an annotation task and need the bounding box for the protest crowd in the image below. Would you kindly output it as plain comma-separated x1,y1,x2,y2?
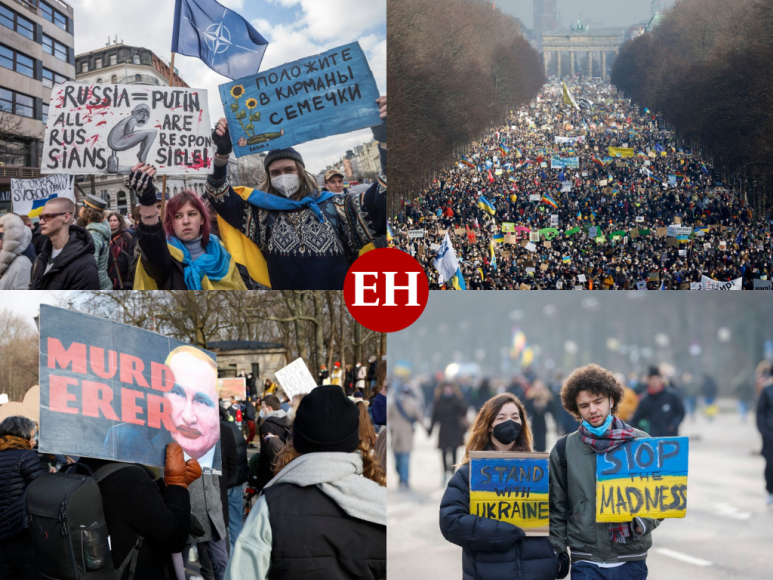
391,79,773,290
388,360,773,579
0,356,388,580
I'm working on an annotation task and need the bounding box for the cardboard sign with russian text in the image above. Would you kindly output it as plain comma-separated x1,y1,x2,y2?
39,305,221,473
596,437,688,522
470,451,550,536
219,42,380,157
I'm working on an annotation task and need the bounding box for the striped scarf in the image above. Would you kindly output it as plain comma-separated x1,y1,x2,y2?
578,417,637,543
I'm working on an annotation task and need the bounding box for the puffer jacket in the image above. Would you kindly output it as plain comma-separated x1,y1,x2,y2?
0,213,33,290
440,463,559,580
29,225,100,290
548,429,662,564
86,219,112,289
0,448,47,540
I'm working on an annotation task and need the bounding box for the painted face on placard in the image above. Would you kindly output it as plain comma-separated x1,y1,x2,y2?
165,351,219,459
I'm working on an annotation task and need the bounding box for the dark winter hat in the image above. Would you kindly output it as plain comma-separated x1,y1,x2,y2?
648,366,661,378
293,385,360,454
264,147,305,171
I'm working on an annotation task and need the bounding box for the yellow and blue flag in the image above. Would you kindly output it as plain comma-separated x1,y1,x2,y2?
478,195,496,216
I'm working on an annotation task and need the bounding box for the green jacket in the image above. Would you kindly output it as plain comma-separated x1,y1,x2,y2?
548,429,662,564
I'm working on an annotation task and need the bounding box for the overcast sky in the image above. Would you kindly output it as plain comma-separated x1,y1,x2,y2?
67,0,386,174
496,0,656,29
2,291,67,330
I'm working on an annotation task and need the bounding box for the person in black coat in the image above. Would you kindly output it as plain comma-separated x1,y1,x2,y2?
29,212,100,290
428,383,469,482
440,393,560,580
0,416,46,580
221,409,249,551
256,395,292,492
630,367,686,437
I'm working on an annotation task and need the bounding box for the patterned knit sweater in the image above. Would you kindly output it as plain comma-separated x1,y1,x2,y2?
205,147,386,289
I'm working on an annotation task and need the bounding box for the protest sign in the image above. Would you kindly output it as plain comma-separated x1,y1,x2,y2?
719,241,727,251
525,242,537,252
469,451,550,536
219,42,380,157
519,283,531,291
690,282,702,290
679,250,687,257
636,216,644,223
39,304,222,473
754,279,773,290
454,228,466,236
529,194,541,202
673,217,682,224
502,222,516,233
217,378,245,400
701,276,742,290
596,437,688,522
274,357,318,398
430,243,441,251
11,176,74,217
599,180,608,187
656,227,668,237
504,235,517,244
550,214,559,227
529,232,540,242
577,274,587,282
42,83,213,175
407,230,425,239
667,226,692,237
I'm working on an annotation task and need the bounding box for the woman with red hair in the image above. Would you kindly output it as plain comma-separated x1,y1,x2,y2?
128,163,246,289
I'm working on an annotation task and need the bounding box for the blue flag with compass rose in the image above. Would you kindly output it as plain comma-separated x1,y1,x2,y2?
172,0,268,80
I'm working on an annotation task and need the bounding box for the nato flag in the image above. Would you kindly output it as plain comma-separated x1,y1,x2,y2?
172,0,268,80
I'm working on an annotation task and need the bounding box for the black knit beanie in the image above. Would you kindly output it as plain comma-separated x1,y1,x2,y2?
264,147,305,171
293,385,360,453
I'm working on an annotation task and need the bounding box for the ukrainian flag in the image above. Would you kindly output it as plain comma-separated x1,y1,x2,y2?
450,267,467,290
28,194,58,218
478,195,496,216
490,240,497,271
563,256,570,264
493,232,505,244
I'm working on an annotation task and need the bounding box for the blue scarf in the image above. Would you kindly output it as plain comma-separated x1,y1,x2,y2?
168,234,231,290
243,189,339,222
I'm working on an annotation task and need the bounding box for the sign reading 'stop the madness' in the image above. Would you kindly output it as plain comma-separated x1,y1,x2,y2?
41,83,213,175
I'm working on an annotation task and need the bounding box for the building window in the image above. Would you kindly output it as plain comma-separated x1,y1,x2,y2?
132,54,140,64
109,54,117,66
42,103,48,123
0,5,34,40
135,74,141,82
96,77,102,83
43,35,68,62
81,61,87,73
0,88,34,118
95,57,102,69
116,190,127,213
40,2,67,31
111,74,118,83
0,45,33,78
42,68,68,88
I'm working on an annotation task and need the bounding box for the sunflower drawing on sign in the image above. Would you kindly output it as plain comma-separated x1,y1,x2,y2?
229,84,285,147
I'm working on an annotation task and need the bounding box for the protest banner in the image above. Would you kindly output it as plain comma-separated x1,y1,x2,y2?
219,42,380,157
274,357,318,399
502,222,515,233
690,282,702,290
608,147,634,158
217,378,245,400
469,451,549,536
753,279,773,290
561,181,572,192
41,83,213,175
38,305,222,473
529,194,541,202
667,226,693,237
11,176,74,217
655,227,668,237
596,437,688,522
407,230,425,239
701,276,742,290
454,228,466,236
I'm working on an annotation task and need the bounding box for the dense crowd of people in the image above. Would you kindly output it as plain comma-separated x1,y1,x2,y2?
0,97,387,291
391,80,773,290
0,361,388,580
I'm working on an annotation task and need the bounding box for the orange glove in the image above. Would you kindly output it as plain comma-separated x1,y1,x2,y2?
185,457,202,486
164,442,188,488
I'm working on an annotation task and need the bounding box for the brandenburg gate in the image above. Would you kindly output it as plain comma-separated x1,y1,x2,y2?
542,20,621,80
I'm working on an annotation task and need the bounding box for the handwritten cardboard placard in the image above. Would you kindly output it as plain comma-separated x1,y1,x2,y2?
219,42,380,157
469,451,550,535
596,437,688,522
217,378,246,400
274,358,318,398
42,82,213,175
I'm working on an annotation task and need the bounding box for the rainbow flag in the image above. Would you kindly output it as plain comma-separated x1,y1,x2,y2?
461,156,475,168
592,156,605,167
386,222,394,242
675,173,685,180
648,175,663,184
541,194,558,209
701,163,709,175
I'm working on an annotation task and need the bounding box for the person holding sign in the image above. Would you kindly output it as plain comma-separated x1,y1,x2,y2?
550,364,662,579
439,393,559,580
127,164,247,289
204,96,387,289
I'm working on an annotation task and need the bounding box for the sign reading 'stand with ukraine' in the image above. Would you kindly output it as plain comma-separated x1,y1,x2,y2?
469,451,550,536
219,42,381,158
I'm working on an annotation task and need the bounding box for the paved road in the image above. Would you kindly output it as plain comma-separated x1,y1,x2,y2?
387,406,773,579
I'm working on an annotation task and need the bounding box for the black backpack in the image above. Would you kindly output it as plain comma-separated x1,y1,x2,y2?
25,462,144,580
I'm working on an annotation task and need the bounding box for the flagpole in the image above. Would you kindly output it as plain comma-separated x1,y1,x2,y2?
161,52,176,216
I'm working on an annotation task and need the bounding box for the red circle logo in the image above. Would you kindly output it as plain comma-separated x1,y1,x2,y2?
344,248,429,332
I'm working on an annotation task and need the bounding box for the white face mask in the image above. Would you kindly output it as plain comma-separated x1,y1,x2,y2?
271,174,300,198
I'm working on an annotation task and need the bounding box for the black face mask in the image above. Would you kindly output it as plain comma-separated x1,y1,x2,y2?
492,420,522,445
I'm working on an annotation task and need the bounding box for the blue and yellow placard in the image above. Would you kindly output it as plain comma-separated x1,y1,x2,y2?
596,437,688,523
218,42,381,158
469,451,550,536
